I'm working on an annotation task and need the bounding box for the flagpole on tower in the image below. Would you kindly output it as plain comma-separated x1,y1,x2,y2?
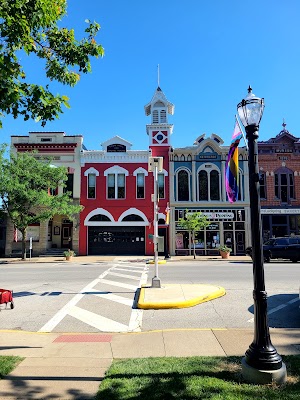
157,64,160,87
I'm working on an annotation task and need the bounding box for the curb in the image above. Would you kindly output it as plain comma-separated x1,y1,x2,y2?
137,285,226,309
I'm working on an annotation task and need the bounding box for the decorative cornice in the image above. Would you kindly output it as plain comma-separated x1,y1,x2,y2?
14,143,77,152
81,150,149,165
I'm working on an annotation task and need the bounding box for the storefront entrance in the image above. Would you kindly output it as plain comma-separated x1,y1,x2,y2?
174,208,246,255
88,226,145,255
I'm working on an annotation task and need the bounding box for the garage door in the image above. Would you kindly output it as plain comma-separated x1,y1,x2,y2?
88,226,145,255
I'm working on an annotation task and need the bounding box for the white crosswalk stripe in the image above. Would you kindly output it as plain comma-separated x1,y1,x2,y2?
107,271,142,280
39,262,149,333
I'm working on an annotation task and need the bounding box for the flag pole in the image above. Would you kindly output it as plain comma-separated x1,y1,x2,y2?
235,114,248,150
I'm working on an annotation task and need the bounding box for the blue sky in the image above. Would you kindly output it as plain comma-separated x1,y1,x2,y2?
1,0,300,150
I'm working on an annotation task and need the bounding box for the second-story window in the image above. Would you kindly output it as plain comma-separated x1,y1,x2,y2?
158,173,165,199
210,170,220,200
198,167,221,201
275,170,294,203
177,169,190,201
259,172,266,199
136,173,145,198
64,174,74,197
88,173,96,199
108,173,125,199
198,170,208,200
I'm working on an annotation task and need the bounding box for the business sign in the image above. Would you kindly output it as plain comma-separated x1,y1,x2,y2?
261,209,300,215
203,212,234,219
198,155,217,159
185,211,234,219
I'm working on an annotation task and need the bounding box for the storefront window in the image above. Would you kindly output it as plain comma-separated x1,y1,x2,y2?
290,215,296,231
194,231,205,249
206,225,220,249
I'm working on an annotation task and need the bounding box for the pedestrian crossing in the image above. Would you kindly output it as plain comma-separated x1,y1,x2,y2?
38,262,149,333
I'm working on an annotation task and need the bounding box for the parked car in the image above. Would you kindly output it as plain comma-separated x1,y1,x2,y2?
246,236,300,263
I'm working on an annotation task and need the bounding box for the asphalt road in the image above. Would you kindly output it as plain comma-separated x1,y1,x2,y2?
0,259,299,333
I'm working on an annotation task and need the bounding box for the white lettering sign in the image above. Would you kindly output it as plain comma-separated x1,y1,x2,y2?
202,212,234,219
185,212,234,219
261,209,300,215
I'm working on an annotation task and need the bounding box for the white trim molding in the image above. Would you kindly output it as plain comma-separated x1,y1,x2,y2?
84,208,114,225
84,167,99,177
118,208,149,223
104,165,129,176
133,167,148,176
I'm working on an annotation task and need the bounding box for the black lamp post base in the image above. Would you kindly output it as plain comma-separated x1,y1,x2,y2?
242,357,287,385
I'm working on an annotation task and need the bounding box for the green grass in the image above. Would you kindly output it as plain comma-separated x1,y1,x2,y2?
0,356,23,378
96,356,300,400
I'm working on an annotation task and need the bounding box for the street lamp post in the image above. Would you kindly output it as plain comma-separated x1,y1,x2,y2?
237,87,287,384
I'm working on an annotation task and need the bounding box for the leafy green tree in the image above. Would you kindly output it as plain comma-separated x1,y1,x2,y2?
177,210,210,259
0,146,83,259
0,0,104,128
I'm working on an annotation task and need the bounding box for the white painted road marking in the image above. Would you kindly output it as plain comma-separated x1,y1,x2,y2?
247,296,299,323
68,305,129,332
39,263,149,333
107,271,141,280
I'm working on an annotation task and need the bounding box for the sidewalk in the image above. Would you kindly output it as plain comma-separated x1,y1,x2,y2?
0,328,299,399
0,254,252,264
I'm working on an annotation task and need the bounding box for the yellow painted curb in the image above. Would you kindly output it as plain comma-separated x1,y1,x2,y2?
147,260,167,264
137,286,226,309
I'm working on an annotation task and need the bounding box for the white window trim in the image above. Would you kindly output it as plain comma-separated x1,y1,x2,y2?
84,208,114,225
134,168,148,199
84,167,100,177
175,167,191,201
118,208,149,223
84,168,99,200
84,207,149,226
104,165,128,200
197,165,221,201
87,173,96,199
133,167,148,176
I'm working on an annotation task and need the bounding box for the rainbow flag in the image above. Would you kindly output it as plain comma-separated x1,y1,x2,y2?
225,120,243,203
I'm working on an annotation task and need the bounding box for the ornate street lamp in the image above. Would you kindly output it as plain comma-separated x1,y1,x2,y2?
237,86,287,384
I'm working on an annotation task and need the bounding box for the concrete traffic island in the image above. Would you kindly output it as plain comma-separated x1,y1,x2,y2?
137,284,226,309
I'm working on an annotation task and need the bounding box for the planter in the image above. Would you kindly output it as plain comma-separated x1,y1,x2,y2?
65,256,73,261
220,250,230,259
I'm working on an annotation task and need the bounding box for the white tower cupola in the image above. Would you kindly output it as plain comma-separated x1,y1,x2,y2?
144,87,174,147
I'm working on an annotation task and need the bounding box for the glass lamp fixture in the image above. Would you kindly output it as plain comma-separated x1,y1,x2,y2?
237,86,265,127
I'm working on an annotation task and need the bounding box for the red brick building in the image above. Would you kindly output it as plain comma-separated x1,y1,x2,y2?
258,122,300,240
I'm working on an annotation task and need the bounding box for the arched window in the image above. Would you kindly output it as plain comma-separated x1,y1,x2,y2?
198,166,221,201
210,170,220,200
89,214,110,222
177,170,190,201
198,170,208,200
104,166,128,199
122,214,144,221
